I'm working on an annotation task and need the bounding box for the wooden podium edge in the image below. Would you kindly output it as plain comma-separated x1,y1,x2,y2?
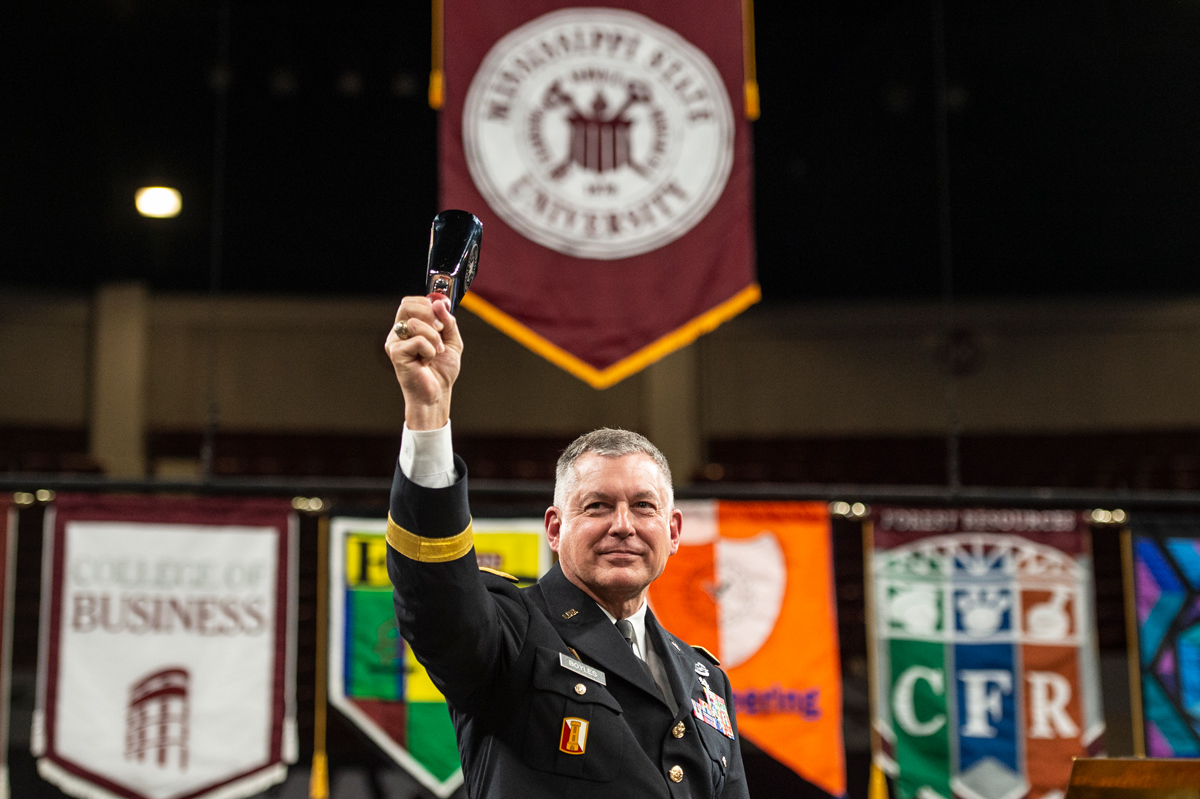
1069,757,1200,790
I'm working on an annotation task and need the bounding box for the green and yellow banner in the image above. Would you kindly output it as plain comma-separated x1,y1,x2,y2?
327,516,550,797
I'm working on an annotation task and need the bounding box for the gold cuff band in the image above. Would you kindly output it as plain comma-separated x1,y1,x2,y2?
387,514,473,563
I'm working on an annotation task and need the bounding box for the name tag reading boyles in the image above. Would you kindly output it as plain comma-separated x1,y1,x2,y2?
559,653,606,686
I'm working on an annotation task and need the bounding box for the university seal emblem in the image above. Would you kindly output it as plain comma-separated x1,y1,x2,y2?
462,8,735,260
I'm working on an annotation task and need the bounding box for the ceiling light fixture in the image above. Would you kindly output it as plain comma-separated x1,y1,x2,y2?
135,186,182,218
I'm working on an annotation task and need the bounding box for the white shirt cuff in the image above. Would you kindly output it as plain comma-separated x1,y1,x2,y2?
399,421,457,489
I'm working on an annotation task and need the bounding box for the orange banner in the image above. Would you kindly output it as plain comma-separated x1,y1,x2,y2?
649,500,845,796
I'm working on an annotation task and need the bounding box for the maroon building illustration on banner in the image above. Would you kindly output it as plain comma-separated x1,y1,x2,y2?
126,667,190,770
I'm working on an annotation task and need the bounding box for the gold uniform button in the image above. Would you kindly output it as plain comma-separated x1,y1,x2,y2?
669,765,684,783
672,721,686,738
574,683,587,695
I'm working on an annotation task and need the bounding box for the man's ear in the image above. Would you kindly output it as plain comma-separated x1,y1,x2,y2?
667,507,683,556
545,506,563,553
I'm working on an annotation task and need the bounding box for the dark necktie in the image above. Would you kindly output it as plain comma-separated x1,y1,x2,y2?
615,619,658,685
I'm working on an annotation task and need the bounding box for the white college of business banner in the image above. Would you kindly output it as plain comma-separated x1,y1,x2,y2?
33,495,298,799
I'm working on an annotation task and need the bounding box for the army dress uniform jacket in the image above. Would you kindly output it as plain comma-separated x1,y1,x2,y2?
386,457,750,799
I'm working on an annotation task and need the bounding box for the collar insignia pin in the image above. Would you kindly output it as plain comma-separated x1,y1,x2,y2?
562,608,578,619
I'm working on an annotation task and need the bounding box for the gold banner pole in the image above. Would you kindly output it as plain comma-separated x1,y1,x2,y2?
309,515,331,799
741,0,761,120
1120,527,1146,758
429,0,445,109
863,519,889,799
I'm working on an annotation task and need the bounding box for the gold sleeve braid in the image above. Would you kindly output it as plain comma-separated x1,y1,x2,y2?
386,514,474,562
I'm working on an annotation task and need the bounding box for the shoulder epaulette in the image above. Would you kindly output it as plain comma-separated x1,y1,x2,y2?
692,645,721,666
478,566,519,583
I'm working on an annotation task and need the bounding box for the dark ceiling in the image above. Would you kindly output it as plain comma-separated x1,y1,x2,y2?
4,1,1200,302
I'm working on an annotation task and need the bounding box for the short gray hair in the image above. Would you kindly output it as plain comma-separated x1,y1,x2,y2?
553,428,674,509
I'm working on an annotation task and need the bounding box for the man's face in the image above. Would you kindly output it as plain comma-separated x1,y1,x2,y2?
545,452,682,610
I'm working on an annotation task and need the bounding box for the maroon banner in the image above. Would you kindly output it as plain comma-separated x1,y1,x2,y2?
33,494,297,799
442,0,758,387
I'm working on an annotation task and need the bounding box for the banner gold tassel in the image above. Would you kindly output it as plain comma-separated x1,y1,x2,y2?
869,763,889,799
309,752,329,799
309,515,331,799
429,0,445,109
741,0,760,120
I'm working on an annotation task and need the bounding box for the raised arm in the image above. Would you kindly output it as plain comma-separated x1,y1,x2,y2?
383,295,527,710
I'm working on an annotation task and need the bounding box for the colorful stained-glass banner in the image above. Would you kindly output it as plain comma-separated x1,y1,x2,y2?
1127,515,1200,757
870,508,1105,799
328,516,550,798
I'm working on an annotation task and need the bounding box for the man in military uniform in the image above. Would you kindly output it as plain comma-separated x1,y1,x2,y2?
384,295,749,798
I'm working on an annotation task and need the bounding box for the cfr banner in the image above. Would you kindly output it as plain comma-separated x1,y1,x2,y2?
33,495,298,799
0,499,13,799
443,0,759,388
329,516,550,797
648,501,845,797
1127,514,1200,757
870,508,1105,799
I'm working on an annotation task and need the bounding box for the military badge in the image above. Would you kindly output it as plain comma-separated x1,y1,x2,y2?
694,661,710,677
559,717,589,755
691,677,735,739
